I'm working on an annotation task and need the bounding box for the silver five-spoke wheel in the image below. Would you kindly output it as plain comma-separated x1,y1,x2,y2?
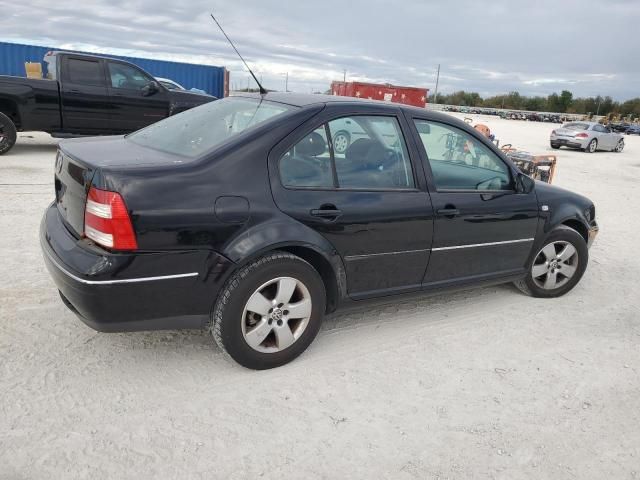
531,241,579,290
242,276,312,353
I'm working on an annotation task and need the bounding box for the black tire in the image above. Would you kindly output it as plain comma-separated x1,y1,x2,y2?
0,112,17,155
210,251,326,369
550,143,560,149
584,138,597,153
514,225,588,298
614,139,624,153
332,130,350,154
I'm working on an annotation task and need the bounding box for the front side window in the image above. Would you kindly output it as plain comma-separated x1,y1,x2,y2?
128,97,293,158
67,58,104,86
108,62,153,89
414,120,512,191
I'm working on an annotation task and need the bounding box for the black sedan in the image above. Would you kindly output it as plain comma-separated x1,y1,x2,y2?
41,93,599,369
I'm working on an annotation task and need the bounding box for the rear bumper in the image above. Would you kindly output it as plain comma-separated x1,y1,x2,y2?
550,136,588,149
40,203,233,332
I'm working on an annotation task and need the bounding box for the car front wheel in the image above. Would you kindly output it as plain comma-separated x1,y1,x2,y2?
210,251,326,369
614,139,624,153
515,225,588,298
550,142,560,149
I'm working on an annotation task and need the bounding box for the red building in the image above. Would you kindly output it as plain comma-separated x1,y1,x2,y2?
330,81,428,108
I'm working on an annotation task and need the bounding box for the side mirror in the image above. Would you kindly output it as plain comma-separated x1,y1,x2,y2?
516,172,535,194
142,80,160,96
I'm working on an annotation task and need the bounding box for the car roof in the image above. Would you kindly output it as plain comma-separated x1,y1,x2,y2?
231,91,454,121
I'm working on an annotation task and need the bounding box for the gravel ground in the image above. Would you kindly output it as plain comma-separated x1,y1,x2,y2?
1,117,639,479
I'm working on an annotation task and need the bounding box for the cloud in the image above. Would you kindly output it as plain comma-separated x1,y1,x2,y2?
1,0,638,99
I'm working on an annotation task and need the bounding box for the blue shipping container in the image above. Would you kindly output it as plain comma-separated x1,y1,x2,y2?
0,40,226,97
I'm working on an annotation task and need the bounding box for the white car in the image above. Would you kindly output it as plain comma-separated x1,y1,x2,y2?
550,122,624,153
156,77,208,96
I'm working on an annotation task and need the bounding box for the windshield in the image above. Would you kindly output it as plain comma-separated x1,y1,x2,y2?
563,122,589,130
128,97,294,158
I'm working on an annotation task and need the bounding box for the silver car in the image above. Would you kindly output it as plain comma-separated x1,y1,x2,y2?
550,121,624,153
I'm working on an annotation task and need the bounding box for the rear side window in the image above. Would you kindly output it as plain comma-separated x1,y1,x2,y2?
280,115,414,190
67,59,104,86
280,127,333,188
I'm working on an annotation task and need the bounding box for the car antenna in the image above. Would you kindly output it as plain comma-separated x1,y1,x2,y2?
210,12,267,95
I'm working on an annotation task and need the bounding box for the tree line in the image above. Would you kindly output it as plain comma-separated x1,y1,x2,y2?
432,90,640,118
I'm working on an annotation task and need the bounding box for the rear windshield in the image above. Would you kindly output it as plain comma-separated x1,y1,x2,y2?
127,97,294,158
563,122,589,130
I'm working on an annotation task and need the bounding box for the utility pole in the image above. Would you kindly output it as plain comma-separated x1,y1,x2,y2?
285,72,288,92
433,64,440,104
343,69,346,82
596,96,602,116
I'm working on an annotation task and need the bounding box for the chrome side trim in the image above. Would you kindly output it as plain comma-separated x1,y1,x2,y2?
432,238,534,252
43,247,198,285
345,248,429,261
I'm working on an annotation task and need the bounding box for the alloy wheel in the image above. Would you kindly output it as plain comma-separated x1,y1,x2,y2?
531,241,579,290
616,139,624,152
588,140,597,153
241,276,312,353
333,133,349,154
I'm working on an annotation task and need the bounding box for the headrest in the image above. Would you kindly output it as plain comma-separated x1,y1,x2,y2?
345,138,375,159
296,131,326,157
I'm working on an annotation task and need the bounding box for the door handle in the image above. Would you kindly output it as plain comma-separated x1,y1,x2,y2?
310,205,342,220
437,207,460,218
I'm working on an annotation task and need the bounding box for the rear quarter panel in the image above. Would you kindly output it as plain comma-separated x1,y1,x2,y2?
0,76,61,131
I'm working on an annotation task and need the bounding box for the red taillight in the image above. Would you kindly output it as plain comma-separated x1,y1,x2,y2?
84,187,138,250
575,133,589,138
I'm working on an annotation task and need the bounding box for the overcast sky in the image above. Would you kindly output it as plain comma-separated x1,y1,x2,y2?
1,0,638,99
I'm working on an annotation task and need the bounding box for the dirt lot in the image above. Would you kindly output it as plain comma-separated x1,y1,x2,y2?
1,116,639,479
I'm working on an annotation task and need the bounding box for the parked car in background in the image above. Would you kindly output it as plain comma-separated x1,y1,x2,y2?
609,122,631,133
41,93,598,369
156,77,209,95
550,121,625,153
625,124,640,135
0,51,215,155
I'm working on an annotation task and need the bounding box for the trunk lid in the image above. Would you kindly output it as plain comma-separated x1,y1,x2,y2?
554,128,578,138
54,149,95,236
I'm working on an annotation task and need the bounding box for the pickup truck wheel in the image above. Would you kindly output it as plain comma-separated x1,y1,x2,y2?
210,251,326,369
0,112,17,155
514,225,588,298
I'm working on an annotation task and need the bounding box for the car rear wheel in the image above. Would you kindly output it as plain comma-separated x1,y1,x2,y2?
585,139,597,153
514,225,588,298
0,112,17,156
210,251,326,369
614,139,624,153
550,143,560,149
332,131,350,154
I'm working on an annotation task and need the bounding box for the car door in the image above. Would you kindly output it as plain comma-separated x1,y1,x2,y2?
105,60,170,133
270,110,434,298
409,117,539,287
59,55,110,133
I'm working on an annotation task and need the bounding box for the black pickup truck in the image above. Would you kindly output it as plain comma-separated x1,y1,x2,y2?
0,51,216,155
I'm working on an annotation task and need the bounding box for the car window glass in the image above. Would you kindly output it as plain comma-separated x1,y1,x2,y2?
328,116,414,189
564,122,589,130
280,127,333,188
67,58,104,86
108,62,153,89
128,97,293,158
414,120,512,191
